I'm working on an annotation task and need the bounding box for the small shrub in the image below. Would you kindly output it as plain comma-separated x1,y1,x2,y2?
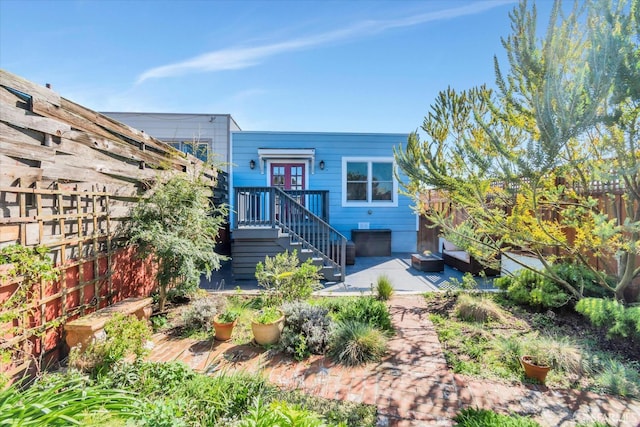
552,263,614,299
182,296,222,332
236,397,325,427
329,320,387,365
137,398,189,427
253,306,283,324
521,334,583,375
593,358,640,398
280,301,333,360
454,408,541,426
455,294,506,323
151,314,168,332
69,312,152,374
277,389,377,426
575,298,640,339
496,268,571,308
0,372,139,426
493,336,525,373
216,309,241,324
375,274,394,301
105,361,196,396
331,296,393,331
255,250,322,305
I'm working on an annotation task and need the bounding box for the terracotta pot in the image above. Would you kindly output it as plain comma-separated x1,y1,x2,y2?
520,355,551,384
213,316,237,342
251,311,285,346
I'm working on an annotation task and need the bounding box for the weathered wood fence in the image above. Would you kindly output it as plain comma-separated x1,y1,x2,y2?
418,182,632,275
0,69,217,379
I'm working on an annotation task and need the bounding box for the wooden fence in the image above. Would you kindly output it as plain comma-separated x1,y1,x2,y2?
418,182,632,274
0,69,218,379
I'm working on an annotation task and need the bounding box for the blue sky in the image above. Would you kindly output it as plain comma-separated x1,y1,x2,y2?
0,0,554,133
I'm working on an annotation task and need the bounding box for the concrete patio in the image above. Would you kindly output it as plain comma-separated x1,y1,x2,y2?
200,253,497,294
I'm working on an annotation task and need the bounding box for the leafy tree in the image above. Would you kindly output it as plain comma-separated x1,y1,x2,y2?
395,0,639,303
125,173,227,311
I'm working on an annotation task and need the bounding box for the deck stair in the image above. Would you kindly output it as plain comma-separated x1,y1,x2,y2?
233,187,346,281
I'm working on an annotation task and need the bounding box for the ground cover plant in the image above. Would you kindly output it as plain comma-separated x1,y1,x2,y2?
0,371,139,426
453,408,541,427
101,360,374,426
424,292,640,397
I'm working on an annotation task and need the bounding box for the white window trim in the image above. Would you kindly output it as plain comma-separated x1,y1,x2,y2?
342,157,398,207
265,159,310,190
257,148,315,174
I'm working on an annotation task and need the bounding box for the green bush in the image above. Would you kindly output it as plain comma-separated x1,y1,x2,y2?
69,312,152,375
593,357,640,398
552,263,613,299
523,335,583,375
329,296,393,332
105,361,274,425
182,296,222,332
236,397,327,427
575,298,640,339
253,306,283,324
277,389,377,427
125,174,228,311
495,268,571,308
454,408,541,426
255,250,322,306
329,320,387,366
280,301,333,360
0,372,139,426
495,263,615,309
374,274,394,301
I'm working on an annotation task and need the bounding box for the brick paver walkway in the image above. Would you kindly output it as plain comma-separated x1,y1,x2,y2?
146,296,640,426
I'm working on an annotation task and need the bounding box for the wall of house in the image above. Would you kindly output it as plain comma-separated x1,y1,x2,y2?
101,112,240,172
231,131,417,253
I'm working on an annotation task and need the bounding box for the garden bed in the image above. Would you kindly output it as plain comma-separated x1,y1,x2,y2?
423,292,639,396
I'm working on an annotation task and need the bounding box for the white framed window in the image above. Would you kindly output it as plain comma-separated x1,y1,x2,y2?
342,157,397,207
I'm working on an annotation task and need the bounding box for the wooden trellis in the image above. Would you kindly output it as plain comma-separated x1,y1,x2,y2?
0,69,219,378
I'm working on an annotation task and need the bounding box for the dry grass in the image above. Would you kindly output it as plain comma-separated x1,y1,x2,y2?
455,294,507,323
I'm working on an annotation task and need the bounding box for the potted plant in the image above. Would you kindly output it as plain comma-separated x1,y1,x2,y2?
520,353,552,384
213,309,240,342
251,306,285,346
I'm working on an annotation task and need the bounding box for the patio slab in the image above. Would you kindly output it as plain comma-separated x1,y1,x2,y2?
200,253,497,294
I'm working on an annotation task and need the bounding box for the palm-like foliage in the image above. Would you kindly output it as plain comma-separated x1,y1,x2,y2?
0,373,138,426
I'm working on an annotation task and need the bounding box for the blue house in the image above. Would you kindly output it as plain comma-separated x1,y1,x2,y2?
230,131,416,281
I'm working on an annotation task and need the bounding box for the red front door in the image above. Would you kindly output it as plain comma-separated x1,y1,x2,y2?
271,163,305,221
270,163,305,190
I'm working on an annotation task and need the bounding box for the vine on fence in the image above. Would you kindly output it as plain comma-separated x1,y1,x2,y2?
0,244,61,380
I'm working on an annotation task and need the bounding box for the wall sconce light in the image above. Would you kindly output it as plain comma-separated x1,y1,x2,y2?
319,160,325,170
249,159,256,170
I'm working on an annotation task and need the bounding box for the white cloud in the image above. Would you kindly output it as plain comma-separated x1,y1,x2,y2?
136,0,514,84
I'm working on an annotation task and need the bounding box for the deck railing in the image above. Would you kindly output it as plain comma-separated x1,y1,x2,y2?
234,187,346,280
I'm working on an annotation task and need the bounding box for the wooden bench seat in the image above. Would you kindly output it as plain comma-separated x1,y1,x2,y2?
64,297,152,350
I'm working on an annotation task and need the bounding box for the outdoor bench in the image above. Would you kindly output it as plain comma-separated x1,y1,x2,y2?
64,297,152,350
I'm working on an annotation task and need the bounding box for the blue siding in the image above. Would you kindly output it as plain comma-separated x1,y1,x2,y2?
231,131,416,252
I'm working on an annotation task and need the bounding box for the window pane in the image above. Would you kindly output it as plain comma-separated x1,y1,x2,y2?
347,183,367,201
372,162,392,181
372,181,393,201
196,144,208,162
346,162,367,181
